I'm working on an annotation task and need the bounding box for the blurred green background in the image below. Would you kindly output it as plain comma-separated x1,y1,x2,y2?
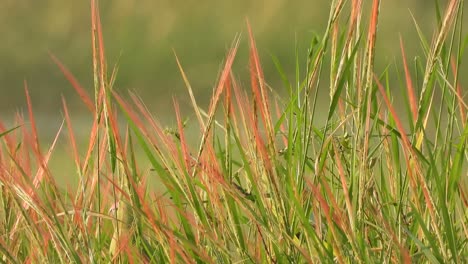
2,1,465,119
1,0,466,186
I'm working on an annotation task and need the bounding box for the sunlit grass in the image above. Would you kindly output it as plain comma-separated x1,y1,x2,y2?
0,0,466,263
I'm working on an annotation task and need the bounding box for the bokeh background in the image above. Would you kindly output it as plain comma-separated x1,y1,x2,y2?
0,1,466,183
2,1,465,117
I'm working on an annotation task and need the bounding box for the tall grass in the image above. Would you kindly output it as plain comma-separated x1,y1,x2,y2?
0,0,466,263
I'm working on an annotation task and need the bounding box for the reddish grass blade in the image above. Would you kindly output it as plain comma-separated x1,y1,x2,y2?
192,37,240,176
24,82,42,163
362,0,380,136
91,0,107,103
307,180,346,260
23,82,57,188
96,4,107,94
18,114,32,176
331,140,354,228
62,97,81,170
124,92,181,163
374,77,412,158
358,0,380,221
375,76,442,246
246,21,276,154
81,110,100,174
50,53,94,112
91,0,99,103
350,0,362,29
32,120,63,188
399,37,418,122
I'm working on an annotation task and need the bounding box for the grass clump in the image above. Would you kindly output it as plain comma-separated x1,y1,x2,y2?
0,0,467,263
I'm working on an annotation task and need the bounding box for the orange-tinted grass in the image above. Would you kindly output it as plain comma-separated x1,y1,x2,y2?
18,114,32,177
192,37,240,179
361,0,380,178
232,76,252,147
332,139,354,229
66,185,87,234
91,0,107,98
374,77,413,159
200,139,225,185
399,37,418,122
24,84,46,187
244,93,272,172
113,91,236,261
50,54,94,112
350,0,362,31
375,76,440,240
375,76,421,195
224,72,233,119
31,119,63,190
81,100,101,173
125,92,181,163
111,232,133,262
0,121,15,152
83,129,109,209
374,207,411,264
306,179,345,260
246,20,275,154
62,97,81,171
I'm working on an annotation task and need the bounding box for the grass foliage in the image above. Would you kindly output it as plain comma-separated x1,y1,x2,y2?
0,0,467,263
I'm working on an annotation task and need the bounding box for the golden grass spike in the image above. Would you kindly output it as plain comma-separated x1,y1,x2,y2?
174,51,206,131
415,0,459,150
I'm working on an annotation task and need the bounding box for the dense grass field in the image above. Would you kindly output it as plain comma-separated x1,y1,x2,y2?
0,0,467,263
